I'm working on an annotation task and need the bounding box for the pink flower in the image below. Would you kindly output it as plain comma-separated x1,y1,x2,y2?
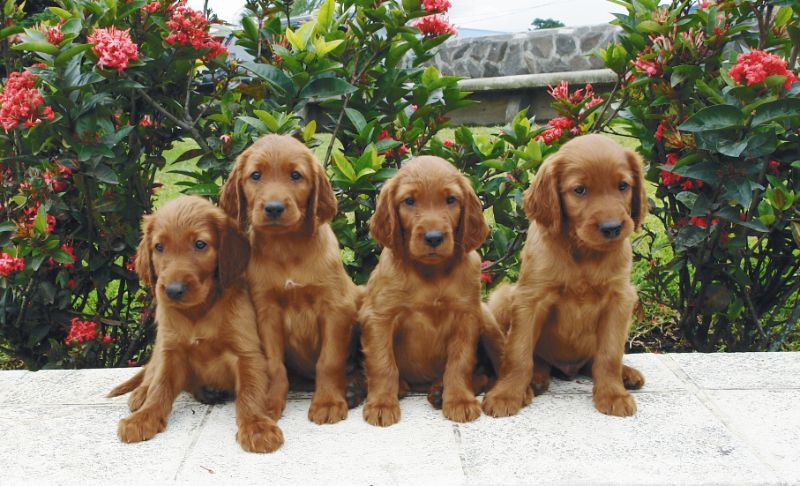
165,1,227,59
443,139,455,148
87,27,139,72
480,260,493,284
142,1,160,13
0,253,25,277
413,15,457,38
45,26,63,45
422,0,451,13
0,71,55,132
729,50,797,89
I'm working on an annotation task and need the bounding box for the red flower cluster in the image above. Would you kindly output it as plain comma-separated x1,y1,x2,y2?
165,2,227,59
64,317,98,345
422,0,451,13
660,153,704,190
0,71,55,133
87,27,140,72
125,255,136,273
690,216,719,228
43,163,72,192
537,116,574,144
20,203,57,234
443,138,455,148
413,15,457,38
0,253,25,278
45,25,63,45
729,50,798,89
480,260,493,284
142,1,160,13
548,81,603,108
378,129,409,158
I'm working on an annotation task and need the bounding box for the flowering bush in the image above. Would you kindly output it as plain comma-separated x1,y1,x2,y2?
596,0,800,351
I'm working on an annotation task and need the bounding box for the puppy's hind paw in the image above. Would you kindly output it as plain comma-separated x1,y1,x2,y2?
622,365,645,390
117,412,166,443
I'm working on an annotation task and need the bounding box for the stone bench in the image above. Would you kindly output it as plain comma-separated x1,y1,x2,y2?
1,352,798,484
450,68,618,126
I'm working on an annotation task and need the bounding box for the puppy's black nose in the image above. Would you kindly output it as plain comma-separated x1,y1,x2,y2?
264,201,285,219
599,221,622,239
165,282,187,300
424,230,444,248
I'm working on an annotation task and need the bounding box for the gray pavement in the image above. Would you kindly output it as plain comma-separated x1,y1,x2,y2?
0,352,797,485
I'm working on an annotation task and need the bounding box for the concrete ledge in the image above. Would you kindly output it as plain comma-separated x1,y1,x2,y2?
457,69,617,92
2,353,798,484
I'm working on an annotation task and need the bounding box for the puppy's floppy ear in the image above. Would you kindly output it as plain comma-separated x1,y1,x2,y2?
309,157,337,226
524,156,562,230
217,214,250,288
135,214,156,288
626,150,648,231
370,176,402,253
457,175,489,253
220,152,248,229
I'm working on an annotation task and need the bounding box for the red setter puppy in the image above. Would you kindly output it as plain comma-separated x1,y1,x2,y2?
360,156,504,426
483,134,647,418
109,196,283,453
220,135,361,425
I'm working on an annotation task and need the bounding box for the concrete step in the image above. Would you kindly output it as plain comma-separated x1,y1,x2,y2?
1,353,798,484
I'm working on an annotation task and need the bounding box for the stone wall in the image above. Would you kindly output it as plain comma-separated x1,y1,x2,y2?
429,24,619,78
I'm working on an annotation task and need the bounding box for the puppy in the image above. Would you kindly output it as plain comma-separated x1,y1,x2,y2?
360,156,504,426
108,196,283,453
483,134,647,418
220,135,362,425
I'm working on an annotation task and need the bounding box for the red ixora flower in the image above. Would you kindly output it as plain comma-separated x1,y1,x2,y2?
142,1,160,13
0,71,55,133
480,260,493,284
413,15,457,38
64,317,98,345
45,25,63,45
690,216,719,229
536,116,574,144
378,129,409,158
443,138,455,148
422,0,451,13
0,252,25,277
87,27,140,72
728,50,798,89
165,1,227,59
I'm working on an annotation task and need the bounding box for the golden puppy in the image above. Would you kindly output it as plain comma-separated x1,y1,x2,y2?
220,135,361,425
360,156,504,426
483,134,647,418
108,196,283,453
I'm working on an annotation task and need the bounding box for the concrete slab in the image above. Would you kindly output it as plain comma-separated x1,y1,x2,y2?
0,353,797,485
0,403,209,484
4,367,194,406
705,389,800,482
667,352,800,389
177,397,465,485
458,392,777,485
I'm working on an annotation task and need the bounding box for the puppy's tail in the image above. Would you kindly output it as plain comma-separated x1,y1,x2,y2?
487,283,515,334
107,367,145,398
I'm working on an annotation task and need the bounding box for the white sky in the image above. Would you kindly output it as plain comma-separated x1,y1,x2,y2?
189,0,625,33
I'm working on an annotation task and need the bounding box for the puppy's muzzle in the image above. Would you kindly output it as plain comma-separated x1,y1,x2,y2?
165,282,187,301
423,230,444,248
264,201,285,220
598,220,623,240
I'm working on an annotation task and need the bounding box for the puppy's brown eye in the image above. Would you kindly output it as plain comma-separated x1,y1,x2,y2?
194,240,207,250
574,186,587,196
404,197,415,206
446,195,456,205
619,181,630,192
154,243,164,252
290,170,302,181
250,171,261,181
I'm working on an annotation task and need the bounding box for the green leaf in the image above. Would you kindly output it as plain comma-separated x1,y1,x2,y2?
238,116,269,134
679,105,744,132
332,152,356,182
89,163,119,184
0,25,24,41
299,77,356,99
303,120,317,142
12,41,59,55
344,108,366,134
253,110,279,132
636,20,668,34
33,205,48,235
317,0,335,31
48,6,73,18
51,249,75,265
751,99,800,126
671,162,718,183
54,43,93,67
241,15,259,41
240,61,294,95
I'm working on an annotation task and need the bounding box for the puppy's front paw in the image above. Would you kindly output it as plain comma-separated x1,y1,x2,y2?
481,386,531,418
128,386,148,412
117,412,166,443
308,395,348,424
622,365,645,390
237,418,284,453
264,397,285,421
363,397,401,427
594,391,637,416
443,396,481,423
